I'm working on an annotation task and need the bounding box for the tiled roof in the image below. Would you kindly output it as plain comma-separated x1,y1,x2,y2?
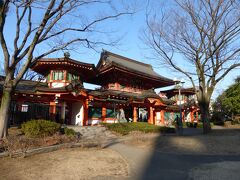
88,88,163,102
0,78,83,94
0,79,46,93
97,50,174,84
160,87,196,98
31,57,95,68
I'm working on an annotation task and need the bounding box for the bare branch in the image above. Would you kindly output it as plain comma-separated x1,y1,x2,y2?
144,0,240,97
216,63,240,83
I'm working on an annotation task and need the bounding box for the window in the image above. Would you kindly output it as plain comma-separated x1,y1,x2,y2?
88,107,102,118
106,109,116,118
52,70,64,80
120,85,125,89
164,112,171,121
21,104,28,112
67,73,79,81
47,74,50,81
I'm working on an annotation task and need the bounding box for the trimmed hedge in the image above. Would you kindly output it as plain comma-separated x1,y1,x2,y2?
101,122,175,135
182,122,214,128
21,120,61,137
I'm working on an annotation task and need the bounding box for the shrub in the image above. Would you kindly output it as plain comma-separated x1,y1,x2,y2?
63,127,76,137
213,120,225,126
21,120,61,137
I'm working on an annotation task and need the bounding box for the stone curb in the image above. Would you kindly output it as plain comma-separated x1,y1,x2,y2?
0,141,102,158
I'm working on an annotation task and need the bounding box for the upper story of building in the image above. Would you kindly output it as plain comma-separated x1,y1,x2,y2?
159,87,198,106
30,50,174,93
31,52,96,89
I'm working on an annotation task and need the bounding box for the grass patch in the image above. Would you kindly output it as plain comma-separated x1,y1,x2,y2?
63,127,76,137
101,122,175,135
181,122,214,128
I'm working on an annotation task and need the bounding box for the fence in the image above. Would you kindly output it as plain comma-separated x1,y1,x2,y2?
9,101,51,126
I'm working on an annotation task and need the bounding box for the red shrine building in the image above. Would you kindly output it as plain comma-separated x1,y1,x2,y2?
0,50,199,126
159,87,200,124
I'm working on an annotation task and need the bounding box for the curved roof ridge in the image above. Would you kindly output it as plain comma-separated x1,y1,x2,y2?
98,50,174,84
102,50,152,68
34,57,95,67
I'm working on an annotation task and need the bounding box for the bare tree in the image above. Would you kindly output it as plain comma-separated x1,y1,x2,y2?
15,60,42,80
143,0,240,133
0,0,135,139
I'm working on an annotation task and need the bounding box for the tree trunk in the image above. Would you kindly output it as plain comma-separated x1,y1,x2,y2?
199,100,211,134
0,88,12,139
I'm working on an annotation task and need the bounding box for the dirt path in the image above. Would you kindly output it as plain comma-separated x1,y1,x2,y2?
0,148,129,180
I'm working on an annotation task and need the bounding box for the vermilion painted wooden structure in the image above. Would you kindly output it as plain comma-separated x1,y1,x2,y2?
0,50,199,126
159,88,200,123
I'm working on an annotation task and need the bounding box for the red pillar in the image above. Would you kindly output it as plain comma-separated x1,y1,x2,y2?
102,105,106,122
83,99,89,126
50,101,56,121
133,106,137,122
148,107,154,124
196,111,199,122
190,111,194,122
182,111,185,122
161,110,165,125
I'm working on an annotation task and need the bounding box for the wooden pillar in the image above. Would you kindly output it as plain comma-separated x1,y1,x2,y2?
133,106,137,122
102,105,106,122
196,111,199,122
64,70,67,81
190,111,194,122
161,110,165,125
182,111,185,122
148,107,154,124
50,101,56,121
83,99,89,126
49,70,53,87
154,111,157,125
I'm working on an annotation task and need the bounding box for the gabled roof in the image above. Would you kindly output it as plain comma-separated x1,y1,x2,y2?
96,50,174,87
97,50,173,80
160,87,196,98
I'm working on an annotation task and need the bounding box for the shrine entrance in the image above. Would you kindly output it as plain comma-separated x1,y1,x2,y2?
71,102,84,125
138,108,148,122
123,106,133,122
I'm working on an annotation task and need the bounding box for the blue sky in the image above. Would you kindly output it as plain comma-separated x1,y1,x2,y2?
0,0,239,99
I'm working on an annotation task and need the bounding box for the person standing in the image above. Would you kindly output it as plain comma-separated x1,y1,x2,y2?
175,115,183,135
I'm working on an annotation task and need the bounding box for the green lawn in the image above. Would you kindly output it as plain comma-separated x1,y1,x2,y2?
182,122,214,128
101,122,175,135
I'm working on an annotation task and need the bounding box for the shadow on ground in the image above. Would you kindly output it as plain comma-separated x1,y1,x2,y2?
139,127,240,180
